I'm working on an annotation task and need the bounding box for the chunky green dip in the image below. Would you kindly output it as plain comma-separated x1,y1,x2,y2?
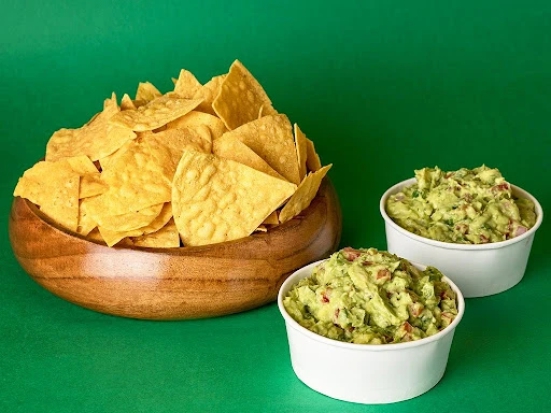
386,166,537,244
283,248,458,344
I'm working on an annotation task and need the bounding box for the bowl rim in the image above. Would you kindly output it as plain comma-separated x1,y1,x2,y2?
379,177,544,251
277,258,465,352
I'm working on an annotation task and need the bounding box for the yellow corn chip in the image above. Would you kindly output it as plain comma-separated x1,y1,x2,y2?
279,164,332,224
120,93,137,110
86,228,106,245
109,95,203,132
61,156,107,199
80,173,108,198
13,161,71,206
46,93,137,161
220,114,300,184
77,197,98,236
173,69,202,98
136,81,162,102
125,218,180,248
97,152,116,171
96,202,174,247
294,124,308,181
106,202,174,245
212,60,277,130
254,225,268,233
86,127,205,218
66,155,99,174
258,104,269,119
262,210,279,226
133,99,148,108
167,110,227,140
39,201,79,233
138,202,174,235
193,74,226,115
191,125,213,152
98,226,145,247
85,145,172,217
14,160,80,232
97,139,133,172
213,134,286,180
95,203,164,232
143,127,212,158
305,137,322,172
172,151,297,246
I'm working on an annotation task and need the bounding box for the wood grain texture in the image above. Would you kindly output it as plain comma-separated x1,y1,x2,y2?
9,178,342,320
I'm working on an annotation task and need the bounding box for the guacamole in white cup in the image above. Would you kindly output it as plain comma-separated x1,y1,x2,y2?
385,166,537,244
283,248,458,344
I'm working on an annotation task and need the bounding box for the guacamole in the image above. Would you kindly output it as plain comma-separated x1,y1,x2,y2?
283,248,458,344
386,166,537,244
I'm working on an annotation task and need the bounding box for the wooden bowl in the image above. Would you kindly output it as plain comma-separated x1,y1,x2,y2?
9,178,342,320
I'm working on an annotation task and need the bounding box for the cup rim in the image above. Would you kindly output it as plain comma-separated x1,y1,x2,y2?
277,259,465,353
379,178,544,251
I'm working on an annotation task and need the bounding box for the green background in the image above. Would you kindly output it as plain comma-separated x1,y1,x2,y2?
1,1,550,412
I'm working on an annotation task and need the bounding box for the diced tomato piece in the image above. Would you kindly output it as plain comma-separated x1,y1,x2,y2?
376,269,391,282
491,183,510,193
321,288,332,303
514,226,528,237
341,247,362,261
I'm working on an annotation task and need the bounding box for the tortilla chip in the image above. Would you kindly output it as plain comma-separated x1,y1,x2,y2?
77,197,98,236
172,151,297,246
278,164,331,223
138,202,174,235
136,82,162,102
173,69,203,99
193,74,226,115
97,226,145,247
84,140,174,217
46,93,137,161
125,218,180,248
120,93,138,111
143,127,212,158
66,155,99,174
212,60,277,130
167,110,227,140
262,210,279,226
109,95,203,132
86,228,106,245
80,173,108,198
219,114,300,184
294,124,308,181
94,203,164,232
213,134,286,180
14,160,80,232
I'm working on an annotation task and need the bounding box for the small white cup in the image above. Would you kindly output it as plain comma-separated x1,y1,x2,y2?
380,178,544,298
278,260,465,404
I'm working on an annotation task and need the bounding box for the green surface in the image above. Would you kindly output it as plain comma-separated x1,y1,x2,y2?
1,1,550,412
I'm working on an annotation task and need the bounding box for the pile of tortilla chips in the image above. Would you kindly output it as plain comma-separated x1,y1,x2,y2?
13,60,332,248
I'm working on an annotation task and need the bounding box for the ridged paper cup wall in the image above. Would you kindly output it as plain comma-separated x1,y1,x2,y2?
278,260,465,404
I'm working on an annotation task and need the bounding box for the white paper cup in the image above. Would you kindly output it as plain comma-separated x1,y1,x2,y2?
278,260,465,404
380,178,543,298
